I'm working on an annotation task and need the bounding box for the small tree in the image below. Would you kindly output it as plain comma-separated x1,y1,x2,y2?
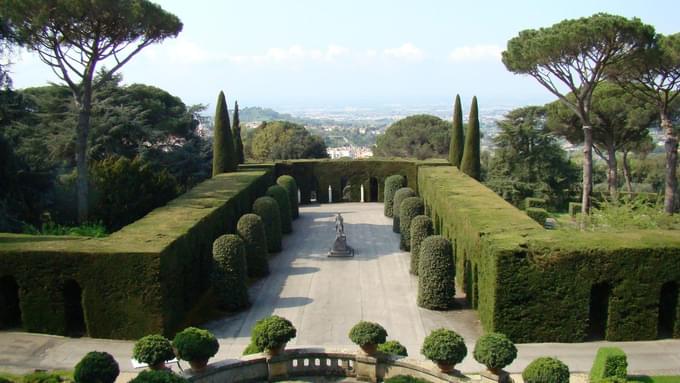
74,351,120,383
410,215,433,275
237,214,269,277
449,94,465,167
417,236,455,310
399,197,424,251
212,91,237,175
460,96,481,180
392,187,416,233
522,357,570,383
211,234,249,310
252,196,282,253
277,175,299,219
266,185,293,234
473,333,518,373
232,101,245,165
384,175,406,217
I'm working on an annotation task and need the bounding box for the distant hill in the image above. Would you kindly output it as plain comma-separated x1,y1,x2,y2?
239,107,297,123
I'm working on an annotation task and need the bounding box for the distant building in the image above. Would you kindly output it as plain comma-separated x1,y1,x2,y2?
327,146,373,159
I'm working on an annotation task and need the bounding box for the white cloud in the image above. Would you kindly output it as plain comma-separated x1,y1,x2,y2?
383,43,424,61
448,44,502,62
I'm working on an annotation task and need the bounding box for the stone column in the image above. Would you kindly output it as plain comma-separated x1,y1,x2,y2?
328,185,333,203
361,184,365,203
266,354,288,382
355,355,379,382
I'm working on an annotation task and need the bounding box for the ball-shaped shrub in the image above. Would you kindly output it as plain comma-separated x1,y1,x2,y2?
237,214,269,278
392,187,416,233
277,175,299,219
74,351,120,383
417,236,455,310
266,185,292,234
473,332,517,372
252,196,282,253
172,327,219,362
522,357,570,383
399,197,424,251
378,340,408,357
421,328,467,365
384,175,406,217
348,321,388,346
251,315,297,351
129,370,189,383
410,215,433,275
132,334,175,368
211,234,249,310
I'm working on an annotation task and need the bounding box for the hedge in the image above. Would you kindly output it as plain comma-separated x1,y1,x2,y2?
399,197,424,251
266,185,292,234
252,196,282,253
526,207,548,225
385,175,406,217
277,175,299,219
417,235,455,310
590,347,627,382
525,197,547,210
392,188,416,233
236,214,269,277
211,234,249,310
409,215,433,275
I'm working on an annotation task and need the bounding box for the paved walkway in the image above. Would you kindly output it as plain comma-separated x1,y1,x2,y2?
1,203,680,376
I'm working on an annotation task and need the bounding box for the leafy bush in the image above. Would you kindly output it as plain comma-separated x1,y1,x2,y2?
378,340,408,356
277,175,299,219
172,327,219,362
522,357,569,383
132,334,175,367
266,185,292,234
525,197,547,210
22,220,107,237
21,372,61,383
0,377,12,383
421,328,467,364
236,214,269,277
526,207,548,225
242,342,262,355
584,197,680,231
348,321,388,346
590,347,628,382
399,197,424,250
417,236,455,310
211,234,249,310
384,175,406,217
74,351,120,383
129,370,188,383
383,376,431,383
251,315,297,351
252,196,282,253
473,332,517,370
392,187,416,233
410,215,433,275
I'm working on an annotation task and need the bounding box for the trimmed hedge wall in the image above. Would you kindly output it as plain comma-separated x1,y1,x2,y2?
399,197,424,251
266,185,292,234
410,215,433,275
392,188,416,233
252,196,282,253
211,234,249,310
236,214,269,277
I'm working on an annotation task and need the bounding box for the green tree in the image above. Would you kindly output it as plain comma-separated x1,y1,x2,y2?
460,96,481,180
0,16,22,88
232,101,245,164
3,0,182,222
212,91,236,175
375,114,451,159
449,94,464,167
247,121,328,161
502,13,655,215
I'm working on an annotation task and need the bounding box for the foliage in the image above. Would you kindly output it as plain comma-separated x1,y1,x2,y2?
378,340,408,357
266,185,292,234
74,351,120,383
172,327,219,362
421,328,467,364
252,196,282,253
348,321,388,346
129,370,188,383
132,335,175,367
590,347,628,382
236,214,269,277
582,196,680,231
22,221,107,237
21,372,62,383
392,187,416,233
522,357,570,383
211,234,249,310
375,115,451,159
242,342,262,355
473,333,517,370
460,97,481,180
277,175,299,219
212,91,236,175
409,215,433,275
399,197,424,251
569,202,582,217
417,236,455,310
383,376,431,383
526,208,549,225
232,101,244,165
251,315,297,351
525,198,547,210
247,121,328,161
384,175,406,217
449,95,465,167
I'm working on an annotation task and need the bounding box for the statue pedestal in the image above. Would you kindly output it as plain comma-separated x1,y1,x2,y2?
329,234,354,257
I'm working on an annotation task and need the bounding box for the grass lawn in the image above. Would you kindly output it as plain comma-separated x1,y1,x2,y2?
629,376,680,383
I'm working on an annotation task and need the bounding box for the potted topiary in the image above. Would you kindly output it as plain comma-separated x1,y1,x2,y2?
421,328,467,373
251,315,297,357
172,327,219,372
473,332,517,375
133,334,175,370
378,340,408,357
348,321,388,356
74,351,120,383
522,357,569,383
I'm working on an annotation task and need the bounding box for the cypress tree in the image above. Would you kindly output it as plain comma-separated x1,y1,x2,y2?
460,96,481,180
212,91,237,176
232,101,245,164
449,94,464,167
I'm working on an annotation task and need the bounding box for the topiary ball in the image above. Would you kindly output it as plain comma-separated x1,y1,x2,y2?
421,328,467,365
378,340,408,356
252,196,282,253
410,215,433,275
417,235,455,310
473,332,517,371
211,234,249,310
266,185,293,234
384,175,406,217
132,334,175,368
172,327,219,362
74,351,120,383
251,315,297,351
237,214,269,278
129,370,189,383
522,357,570,383
348,321,388,346
392,187,416,233
277,175,299,219
399,196,424,251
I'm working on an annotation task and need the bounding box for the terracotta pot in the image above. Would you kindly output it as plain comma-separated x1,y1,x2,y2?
149,361,166,371
487,367,502,375
359,343,378,356
266,343,287,357
189,358,209,372
436,361,456,373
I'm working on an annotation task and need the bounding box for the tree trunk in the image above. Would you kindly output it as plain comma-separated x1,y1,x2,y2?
581,125,593,217
661,114,678,214
622,150,633,193
75,83,93,223
606,145,618,199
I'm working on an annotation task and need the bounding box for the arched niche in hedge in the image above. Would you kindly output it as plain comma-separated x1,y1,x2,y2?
658,281,678,338
369,177,379,202
63,279,86,337
588,282,611,340
0,275,21,329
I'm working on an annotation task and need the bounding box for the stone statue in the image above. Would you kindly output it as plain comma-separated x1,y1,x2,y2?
335,213,344,236
329,213,353,257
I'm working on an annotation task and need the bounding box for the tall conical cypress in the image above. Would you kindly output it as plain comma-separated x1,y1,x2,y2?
449,94,464,167
212,91,237,175
232,101,245,164
460,96,481,180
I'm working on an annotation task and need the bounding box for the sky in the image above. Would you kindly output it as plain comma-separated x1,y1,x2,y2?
8,0,680,111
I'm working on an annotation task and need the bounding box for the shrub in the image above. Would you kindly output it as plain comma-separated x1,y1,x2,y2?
392,187,416,233
378,340,408,356
399,197,424,250
522,357,569,383
132,334,175,367
252,196,282,253
417,236,455,310
74,351,120,383
526,207,548,225
473,332,517,371
421,328,467,364
277,175,299,219
590,347,627,382
129,370,188,383
211,234,249,310
172,327,219,362
251,315,297,351
236,214,269,278
348,321,388,346
525,197,547,210
242,342,262,355
384,376,430,383
22,372,61,383
266,185,293,234
0,378,12,383
384,175,406,217
569,202,582,217
410,215,433,275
